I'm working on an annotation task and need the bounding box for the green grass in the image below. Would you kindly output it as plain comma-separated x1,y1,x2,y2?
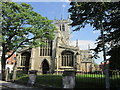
15,72,29,84
75,74,105,88
76,74,104,78
36,74,62,88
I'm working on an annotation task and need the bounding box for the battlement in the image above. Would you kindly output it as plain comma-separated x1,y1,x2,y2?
54,17,70,24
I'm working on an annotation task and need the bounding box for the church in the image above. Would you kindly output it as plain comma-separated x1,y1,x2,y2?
16,17,96,74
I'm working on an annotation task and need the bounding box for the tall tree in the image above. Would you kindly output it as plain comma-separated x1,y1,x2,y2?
68,2,120,70
1,2,55,79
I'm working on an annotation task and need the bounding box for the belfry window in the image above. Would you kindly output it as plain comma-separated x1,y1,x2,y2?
61,51,74,66
62,24,65,31
60,24,65,31
40,39,52,56
60,25,62,31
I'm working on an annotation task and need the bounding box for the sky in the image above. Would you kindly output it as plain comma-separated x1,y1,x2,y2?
13,0,103,64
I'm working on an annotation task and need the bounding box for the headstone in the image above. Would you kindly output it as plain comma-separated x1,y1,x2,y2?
62,70,76,89
28,70,37,86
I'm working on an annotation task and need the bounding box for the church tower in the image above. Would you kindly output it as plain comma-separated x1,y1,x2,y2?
54,17,70,45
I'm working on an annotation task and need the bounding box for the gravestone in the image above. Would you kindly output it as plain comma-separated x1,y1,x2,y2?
62,70,76,89
28,70,37,86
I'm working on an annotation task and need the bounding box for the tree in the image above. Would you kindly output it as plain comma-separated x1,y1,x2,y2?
108,46,120,70
1,2,55,80
68,2,120,70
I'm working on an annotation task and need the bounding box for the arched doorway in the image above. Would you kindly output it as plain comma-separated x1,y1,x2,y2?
42,59,49,74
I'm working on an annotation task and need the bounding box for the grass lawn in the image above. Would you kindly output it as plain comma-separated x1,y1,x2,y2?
15,72,29,84
36,74,62,88
75,74,105,88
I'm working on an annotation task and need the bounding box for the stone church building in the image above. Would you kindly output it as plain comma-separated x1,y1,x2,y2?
17,17,95,74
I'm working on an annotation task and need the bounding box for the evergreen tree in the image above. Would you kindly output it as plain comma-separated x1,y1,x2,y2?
69,2,120,70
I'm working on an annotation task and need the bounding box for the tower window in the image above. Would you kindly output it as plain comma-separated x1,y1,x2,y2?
60,25,62,31
59,24,65,31
62,24,65,31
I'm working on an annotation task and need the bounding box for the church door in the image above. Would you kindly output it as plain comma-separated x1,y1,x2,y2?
42,59,49,74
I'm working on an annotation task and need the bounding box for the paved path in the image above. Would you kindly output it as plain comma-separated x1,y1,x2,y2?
0,80,44,90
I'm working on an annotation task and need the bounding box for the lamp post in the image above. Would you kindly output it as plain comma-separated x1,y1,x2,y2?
101,23,110,90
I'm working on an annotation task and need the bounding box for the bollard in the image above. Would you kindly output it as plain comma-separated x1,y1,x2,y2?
62,70,76,89
28,70,37,86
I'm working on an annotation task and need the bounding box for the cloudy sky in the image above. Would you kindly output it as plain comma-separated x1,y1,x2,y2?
13,1,103,64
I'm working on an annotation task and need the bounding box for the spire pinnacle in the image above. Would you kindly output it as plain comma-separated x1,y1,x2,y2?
76,39,78,47
88,44,90,50
61,14,63,20
68,15,70,19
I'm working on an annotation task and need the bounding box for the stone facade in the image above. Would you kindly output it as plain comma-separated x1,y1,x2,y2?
17,18,96,74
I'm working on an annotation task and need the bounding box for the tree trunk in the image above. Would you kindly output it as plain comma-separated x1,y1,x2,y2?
1,43,6,80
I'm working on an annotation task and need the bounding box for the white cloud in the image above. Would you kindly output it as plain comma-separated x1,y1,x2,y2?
93,30,100,34
62,4,66,7
70,40,96,50
60,0,70,2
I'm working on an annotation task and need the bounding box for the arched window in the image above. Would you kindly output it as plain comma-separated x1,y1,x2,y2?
61,51,74,66
40,39,52,56
60,25,62,31
21,52,31,66
21,52,31,72
62,24,65,31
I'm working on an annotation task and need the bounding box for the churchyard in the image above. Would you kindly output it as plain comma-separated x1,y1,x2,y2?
14,71,120,89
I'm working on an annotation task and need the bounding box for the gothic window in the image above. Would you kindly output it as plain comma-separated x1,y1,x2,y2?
60,25,62,31
21,52,31,67
62,24,65,31
40,39,52,56
60,24,65,31
61,51,74,67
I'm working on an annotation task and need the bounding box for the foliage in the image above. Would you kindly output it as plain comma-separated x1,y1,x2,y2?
2,2,55,53
68,2,120,69
108,46,120,70
1,2,56,72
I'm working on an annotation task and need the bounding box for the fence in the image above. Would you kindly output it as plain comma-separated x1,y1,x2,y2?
109,70,120,89
75,70,120,89
75,71,105,88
